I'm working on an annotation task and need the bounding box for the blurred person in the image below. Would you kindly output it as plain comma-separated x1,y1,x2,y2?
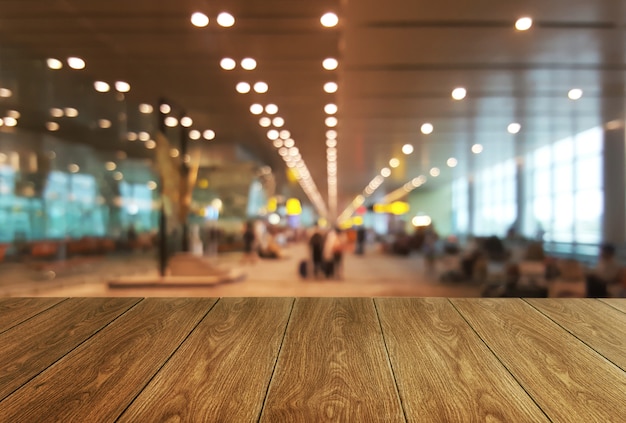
308,227,325,278
586,243,621,297
241,221,257,265
323,227,346,279
355,226,366,255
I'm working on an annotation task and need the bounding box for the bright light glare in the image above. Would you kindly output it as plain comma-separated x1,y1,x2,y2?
236,82,251,93
320,12,339,27
254,82,268,93
64,107,78,117
412,215,432,227
160,104,171,114
46,122,59,131
323,58,338,70
472,144,483,154
452,87,466,100
220,58,236,70
180,116,193,127
325,117,338,127
267,129,279,140
265,104,278,115
402,144,414,155
164,117,178,127
47,58,63,69
203,130,216,140
272,117,284,127
191,12,209,27
389,158,400,168
381,167,391,177
507,122,521,134
217,12,235,27
324,82,338,93
324,103,338,114
189,130,201,140
430,167,440,177
67,57,85,69
447,157,458,167
241,58,257,70
250,104,263,115
94,81,110,92
115,81,130,92
259,117,271,127
568,88,583,100
515,17,533,31
421,123,434,134
139,103,153,114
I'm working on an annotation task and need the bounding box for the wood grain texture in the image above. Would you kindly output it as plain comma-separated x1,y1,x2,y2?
599,298,626,314
526,299,626,371
0,297,217,422
0,297,139,401
260,297,404,422
451,298,626,423
0,297,66,333
118,297,293,422
375,298,550,423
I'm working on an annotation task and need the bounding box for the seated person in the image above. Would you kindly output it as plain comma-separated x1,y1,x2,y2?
586,243,621,297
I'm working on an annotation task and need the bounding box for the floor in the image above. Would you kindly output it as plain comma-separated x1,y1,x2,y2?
1,243,483,297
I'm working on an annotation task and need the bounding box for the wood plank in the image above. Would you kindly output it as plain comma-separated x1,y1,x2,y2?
0,297,140,401
599,298,626,314
375,298,550,422
0,297,66,333
526,299,626,371
0,298,217,422
451,298,626,423
118,297,293,422
260,298,404,422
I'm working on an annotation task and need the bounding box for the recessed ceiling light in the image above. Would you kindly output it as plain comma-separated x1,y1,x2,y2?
259,117,272,127
220,58,236,70
6,110,20,119
98,119,112,128
217,12,235,27
430,167,440,177
381,167,391,177
447,158,458,167
515,17,533,31
47,58,63,69
284,139,295,148
254,82,268,93
113,171,124,180
236,82,251,94
568,88,583,100
320,12,339,27
50,108,64,117
94,81,110,92
46,122,59,131
323,58,338,70
326,139,337,148
191,12,209,27
139,103,153,114
105,161,117,171
115,81,130,93
273,139,283,148
164,116,178,127
180,116,193,127
170,149,180,158
0,88,12,98
452,87,466,100
145,140,156,149
68,164,80,173
279,130,291,139
138,131,150,141
324,103,338,114
203,129,215,140
64,107,78,117
127,132,138,141
507,122,521,134
325,117,338,127
250,104,264,115
421,122,434,134
326,130,337,139
241,58,257,70
267,129,279,140
272,117,285,127
389,158,400,168
471,144,483,154
189,129,201,140
67,57,85,70
159,104,171,114
265,104,278,115
402,144,414,155
147,181,158,190
324,82,338,93
278,147,289,156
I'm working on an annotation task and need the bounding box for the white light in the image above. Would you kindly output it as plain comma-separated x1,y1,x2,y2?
447,157,458,167
568,88,583,100
326,130,337,139
272,117,285,127
220,58,236,70
241,58,257,70
68,164,80,173
160,104,171,114
113,171,123,181
515,17,533,31
421,122,434,134
278,147,289,156
472,143,484,154
323,58,338,70
0,88,12,98
47,58,63,69
381,167,391,177
452,87,466,100
254,82,268,93
324,103,338,114
259,117,272,127
402,144,414,155
324,82,338,93
139,103,153,114
279,130,291,139
267,129,279,140
273,139,283,148
6,110,20,119
265,104,278,115
98,119,112,128
164,116,178,127
170,149,180,158
67,57,85,70
326,139,337,148
64,107,78,118
289,147,299,156
507,122,521,134
217,12,235,27
191,12,209,27
412,215,432,227
321,12,339,27
430,167,440,177
94,81,110,92
127,131,138,141
115,81,130,93
284,139,295,148
46,122,59,131
203,129,216,140
250,104,264,115
105,161,117,171
145,140,156,149
236,82,251,93
325,117,338,127
268,213,281,225
190,129,201,140
50,108,64,118
138,131,150,141
389,158,400,168
147,181,158,190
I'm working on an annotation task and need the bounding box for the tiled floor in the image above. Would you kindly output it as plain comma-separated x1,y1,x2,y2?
4,243,483,298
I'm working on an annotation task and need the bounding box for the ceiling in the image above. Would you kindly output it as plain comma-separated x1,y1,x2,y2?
1,0,625,218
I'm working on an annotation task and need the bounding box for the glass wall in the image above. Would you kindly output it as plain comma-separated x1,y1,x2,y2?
472,159,517,236
451,177,469,235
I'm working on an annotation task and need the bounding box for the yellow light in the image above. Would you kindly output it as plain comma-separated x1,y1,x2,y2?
267,196,278,212
352,216,364,226
286,198,302,216
198,179,209,189
389,201,410,215
373,204,387,214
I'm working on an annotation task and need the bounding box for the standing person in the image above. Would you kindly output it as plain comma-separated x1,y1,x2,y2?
586,243,621,297
308,227,325,278
241,221,257,265
323,227,346,279
355,226,366,255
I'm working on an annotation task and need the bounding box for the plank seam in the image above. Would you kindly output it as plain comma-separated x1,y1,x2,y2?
0,298,70,336
0,297,144,405
522,299,626,372
113,298,222,422
256,297,296,423
372,298,409,423
597,299,626,315
447,299,555,423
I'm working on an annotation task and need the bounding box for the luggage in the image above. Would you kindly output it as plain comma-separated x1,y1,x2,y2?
298,260,308,278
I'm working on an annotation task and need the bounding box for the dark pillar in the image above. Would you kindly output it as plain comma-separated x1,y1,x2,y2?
157,98,169,274
180,112,190,252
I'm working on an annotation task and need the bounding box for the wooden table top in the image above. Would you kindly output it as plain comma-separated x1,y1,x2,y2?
1,297,624,422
